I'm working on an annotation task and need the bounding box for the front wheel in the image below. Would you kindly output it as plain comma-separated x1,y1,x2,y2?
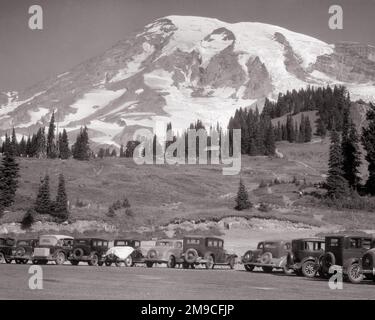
124,256,133,267
105,260,112,267
347,263,363,284
302,260,318,278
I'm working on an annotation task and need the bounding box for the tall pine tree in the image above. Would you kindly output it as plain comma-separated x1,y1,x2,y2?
361,103,375,195
0,152,19,209
35,174,51,214
326,130,349,199
47,111,57,158
59,129,70,159
234,178,252,210
54,173,68,219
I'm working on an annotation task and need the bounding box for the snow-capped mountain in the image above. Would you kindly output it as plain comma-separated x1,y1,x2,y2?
1,15,375,148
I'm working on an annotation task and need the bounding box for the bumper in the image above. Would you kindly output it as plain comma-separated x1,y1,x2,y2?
144,259,168,264
243,261,284,269
32,256,56,261
10,255,32,260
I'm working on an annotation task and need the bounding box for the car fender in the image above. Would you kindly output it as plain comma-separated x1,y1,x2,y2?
361,249,375,270
301,256,319,265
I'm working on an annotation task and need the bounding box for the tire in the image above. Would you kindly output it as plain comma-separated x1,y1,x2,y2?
182,262,189,269
0,252,5,264
15,259,22,264
32,259,39,265
146,261,153,268
167,256,176,269
184,249,198,264
98,261,104,266
205,255,214,270
22,259,29,264
115,259,123,267
73,248,84,260
124,255,133,267
283,264,294,275
55,252,66,265
229,257,235,269
70,260,79,266
260,252,273,264
88,254,99,266
244,264,254,272
105,260,112,267
347,262,363,284
302,260,318,278
5,258,12,264
262,266,273,273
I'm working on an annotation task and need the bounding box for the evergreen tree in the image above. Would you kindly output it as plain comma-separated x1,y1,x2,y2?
341,110,361,189
11,128,18,156
47,112,57,158
361,103,375,195
54,173,68,219
97,148,105,159
286,115,295,142
59,129,70,159
119,144,125,158
35,127,46,158
19,136,26,157
304,116,312,142
35,174,51,214
264,121,276,156
326,130,349,199
72,126,90,160
0,152,20,208
110,149,117,157
234,178,252,210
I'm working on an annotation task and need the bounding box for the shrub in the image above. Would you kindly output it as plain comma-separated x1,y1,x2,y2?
21,208,36,230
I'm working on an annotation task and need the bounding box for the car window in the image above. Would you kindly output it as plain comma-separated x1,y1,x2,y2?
363,238,372,249
103,241,108,246
175,242,182,248
264,242,277,249
134,241,140,247
156,241,173,247
64,239,73,246
116,241,126,246
257,242,264,249
187,239,200,245
349,238,361,249
219,241,223,248
328,238,340,247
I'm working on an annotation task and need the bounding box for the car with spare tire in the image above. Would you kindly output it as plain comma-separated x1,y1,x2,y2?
10,239,39,264
242,240,292,273
68,238,109,266
104,239,145,267
182,236,237,269
318,234,374,284
32,235,74,265
145,239,184,268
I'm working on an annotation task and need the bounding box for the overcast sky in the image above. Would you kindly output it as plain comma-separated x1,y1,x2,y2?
0,0,374,91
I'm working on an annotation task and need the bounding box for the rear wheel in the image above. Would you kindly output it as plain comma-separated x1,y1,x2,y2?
146,261,153,268
22,259,28,264
124,255,133,267
70,260,79,266
105,260,112,267
302,260,317,278
55,252,66,265
347,262,363,284
89,254,99,266
167,256,176,268
244,264,254,272
15,259,22,264
205,255,214,270
262,266,273,273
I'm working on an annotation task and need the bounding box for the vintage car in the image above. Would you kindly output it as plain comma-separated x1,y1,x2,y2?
105,239,145,267
145,239,184,268
68,238,109,266
0,237,16,264
32,235,74,265
10,239,39,264
319,235,374,283
285,238,325,277
242,240,292,273
182,236,237,269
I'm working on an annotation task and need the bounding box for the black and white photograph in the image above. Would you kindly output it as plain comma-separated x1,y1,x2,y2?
0,0,375,306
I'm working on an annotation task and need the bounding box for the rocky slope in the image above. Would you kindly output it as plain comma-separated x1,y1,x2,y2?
1,16,375,148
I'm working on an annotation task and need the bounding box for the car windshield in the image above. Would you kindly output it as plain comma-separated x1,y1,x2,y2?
75,240,89,245
264,242,277,249
155,241,173,247
39,236,58,246
186,239,200,245
115,240,130,246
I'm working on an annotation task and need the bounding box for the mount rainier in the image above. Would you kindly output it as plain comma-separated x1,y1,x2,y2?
1,15,375,148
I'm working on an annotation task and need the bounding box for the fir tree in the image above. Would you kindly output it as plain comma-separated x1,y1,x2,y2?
11,128,18,156
47,112,57,158
72,126,90,160
361,103,375,195
59,129,70,159
304,116,312,142
341,110,361,189
35,174,51,214
54,173,68,219
326,130,349,199
264,121,276,156
234,178,252,210
0,152,19,208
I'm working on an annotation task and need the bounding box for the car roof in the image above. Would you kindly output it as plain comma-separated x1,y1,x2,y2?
75,238,107,241
40,235,74,240
184,236,223,241
156,239,182,242
115,239,140,242
293,238,325,242
325,234,373,239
